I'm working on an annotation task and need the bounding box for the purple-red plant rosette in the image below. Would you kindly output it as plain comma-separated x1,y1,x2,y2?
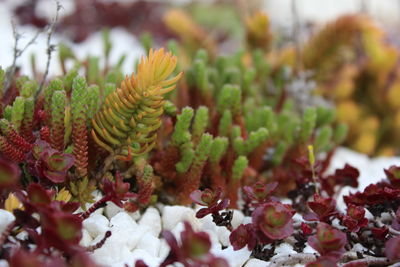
243,181,278,205
308,222,347,260
190,188,229,218
252,202,295,241
341,204,368,232
229,224,257,250
0,157,21,190
385,236,400,261
161,221,229,267
102,172,136,207
28,141,74,183
304,194,338,222
384,165,400,188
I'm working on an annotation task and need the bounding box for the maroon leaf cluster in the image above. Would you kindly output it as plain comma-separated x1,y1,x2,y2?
160,221,229,267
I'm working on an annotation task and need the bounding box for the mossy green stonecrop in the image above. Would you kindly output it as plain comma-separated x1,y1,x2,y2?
91,48,183,160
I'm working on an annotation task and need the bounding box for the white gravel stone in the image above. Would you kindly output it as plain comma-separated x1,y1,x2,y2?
105,201,124,219
245,258,268,267
303,244,318,254
79,229,93,247
162,205,197,231
170,222,185,242
272,243,296,257
83,213,110,239
131,249,161,267
0,210,15,236
138,207,161,237
212,246,252,267
110,212,137,230
128,210,141,221
231,210,245,229
199,214,218,232
158,239,170,260
217,226,231,247
242,216,252,225
0,259,9,267
136,232,161,257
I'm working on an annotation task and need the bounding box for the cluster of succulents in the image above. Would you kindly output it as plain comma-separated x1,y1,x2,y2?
1,3,400,266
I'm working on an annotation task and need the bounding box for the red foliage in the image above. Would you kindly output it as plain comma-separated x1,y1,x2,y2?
308,222,347,260
303,194,338,222
161,221,229,267
190,188,230,218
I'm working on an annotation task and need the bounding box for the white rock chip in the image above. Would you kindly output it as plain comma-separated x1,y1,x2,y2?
217,226,231,247
110,212,137,230
272,243,296,257
158,239,170,260
136,232,161,257
0,210,15,236
231,210,245,229
105,201,124,219
0,259,9,267
138,207,161,237
245,258,269,267
79,229,93,247
212,246,252,267
162,206,198,231
83,213,109,239
131,249,161,267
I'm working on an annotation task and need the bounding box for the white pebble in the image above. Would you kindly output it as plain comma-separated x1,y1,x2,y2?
110,212,137,230
0,210,15,236
272,243,296,257
158,239,170,260
199,214,217,232
242,216,252,225
139,207,161,237
162,206,196,231
129,210,141,221
105,201,124,219
0,259,9,267
136,232,161,257
231,210,245,229
79,229,93,247
217,226,231,247
212,246,251,267
131,249,161,267
82,213,109,239
245,258,268,267
303,244,318,254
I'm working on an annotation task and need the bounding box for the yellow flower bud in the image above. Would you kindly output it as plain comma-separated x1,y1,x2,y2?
55,187,72,202
4,193,23,212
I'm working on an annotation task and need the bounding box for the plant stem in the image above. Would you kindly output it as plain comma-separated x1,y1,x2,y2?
80,195,111,219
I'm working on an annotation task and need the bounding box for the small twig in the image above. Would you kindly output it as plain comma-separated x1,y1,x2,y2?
268,253,317,267
36,0,62,100
3,21,41,92
87,231,112,252
340,256,391,266
80,195,111,220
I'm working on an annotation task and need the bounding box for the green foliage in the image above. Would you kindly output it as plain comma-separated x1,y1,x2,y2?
11,97,25,132
172,107,194,146
192,106,209,143
232,156,248,180
209,137,228,164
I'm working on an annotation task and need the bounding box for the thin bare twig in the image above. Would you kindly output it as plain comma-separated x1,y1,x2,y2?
3,21,42,92
36,0,62,100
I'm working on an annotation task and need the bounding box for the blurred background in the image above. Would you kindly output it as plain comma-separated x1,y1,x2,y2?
3,0,400,156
